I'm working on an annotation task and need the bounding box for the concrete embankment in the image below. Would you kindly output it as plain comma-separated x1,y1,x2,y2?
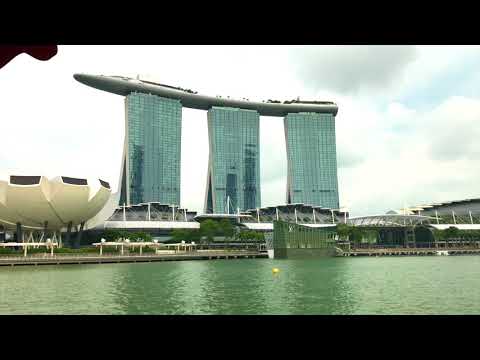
0,251,268,267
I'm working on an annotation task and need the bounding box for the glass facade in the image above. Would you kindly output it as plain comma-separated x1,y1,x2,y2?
272,220,337,258
205,107,261,213
273,221,336,249
120,92,182,206
284,112,339,209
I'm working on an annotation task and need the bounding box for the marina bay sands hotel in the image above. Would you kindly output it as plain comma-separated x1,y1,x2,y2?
74,74,340,213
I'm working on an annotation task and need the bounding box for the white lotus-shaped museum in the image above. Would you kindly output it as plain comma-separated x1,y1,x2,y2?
0,175,111,230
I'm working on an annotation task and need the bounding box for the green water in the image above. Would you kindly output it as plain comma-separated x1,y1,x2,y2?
1,256,479,315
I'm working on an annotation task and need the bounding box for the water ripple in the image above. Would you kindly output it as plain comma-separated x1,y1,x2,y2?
1,256,480,314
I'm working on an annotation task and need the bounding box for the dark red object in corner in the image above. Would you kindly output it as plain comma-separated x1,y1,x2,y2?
0,45,58,69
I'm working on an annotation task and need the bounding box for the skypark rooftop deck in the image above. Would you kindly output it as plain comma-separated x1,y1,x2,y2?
74,73,338,117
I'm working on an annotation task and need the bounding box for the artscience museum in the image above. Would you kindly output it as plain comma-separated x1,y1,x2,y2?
0,175,111,246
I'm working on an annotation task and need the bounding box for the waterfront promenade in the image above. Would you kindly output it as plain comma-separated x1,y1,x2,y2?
0,250,268,267
340,247,480,257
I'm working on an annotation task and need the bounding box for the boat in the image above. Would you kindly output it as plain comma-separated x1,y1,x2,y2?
436,250,450,256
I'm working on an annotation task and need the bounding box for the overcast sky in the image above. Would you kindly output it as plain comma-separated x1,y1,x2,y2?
0,45,479,216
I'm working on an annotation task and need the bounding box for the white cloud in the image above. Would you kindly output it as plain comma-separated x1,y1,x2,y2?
339,95,480,215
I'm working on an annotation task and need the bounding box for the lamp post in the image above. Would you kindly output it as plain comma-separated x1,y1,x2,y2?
100,238,106,255
122,238,130,255
47,238,53,256
170,204,178,222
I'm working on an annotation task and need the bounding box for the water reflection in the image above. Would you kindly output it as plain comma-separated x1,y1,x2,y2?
1,257,480,314
330,256,480,315
260,258,356,314
0,265,124,314
111,261,202,314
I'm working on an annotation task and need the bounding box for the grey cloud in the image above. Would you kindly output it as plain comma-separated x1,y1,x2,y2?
289,46,417,94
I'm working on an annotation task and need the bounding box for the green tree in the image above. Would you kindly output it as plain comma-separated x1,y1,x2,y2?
219,219,235,240
336,223,352,241
349,226,365,247
472,230,480,242
200,220,218,243
432,228,445,242
364,229,378,245
187,230,202,243
102,230,132,242
444,226,459,241
255,232,265,242
237,231,262,242
129,232,140,242
132,232,151,242
237,231,248,242
102,230,120,242
117,230,129,241
171,229,188,243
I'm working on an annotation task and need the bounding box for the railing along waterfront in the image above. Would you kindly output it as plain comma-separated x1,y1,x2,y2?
341,246,480,257
0,248,267,263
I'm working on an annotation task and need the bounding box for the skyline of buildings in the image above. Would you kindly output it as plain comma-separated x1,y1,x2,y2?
120,92,182,206
205,107,261,213
284,112,339,209
2,46,478,220
74,73,340,213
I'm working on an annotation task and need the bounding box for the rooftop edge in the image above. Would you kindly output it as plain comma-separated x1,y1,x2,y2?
74,73,339,117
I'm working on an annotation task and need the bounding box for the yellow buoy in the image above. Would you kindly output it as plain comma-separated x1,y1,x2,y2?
272,268,280,274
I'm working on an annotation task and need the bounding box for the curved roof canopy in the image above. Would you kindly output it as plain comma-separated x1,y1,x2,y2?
0,175,111,230
348,214,435,227
74,74,338,117
390,198,480,215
